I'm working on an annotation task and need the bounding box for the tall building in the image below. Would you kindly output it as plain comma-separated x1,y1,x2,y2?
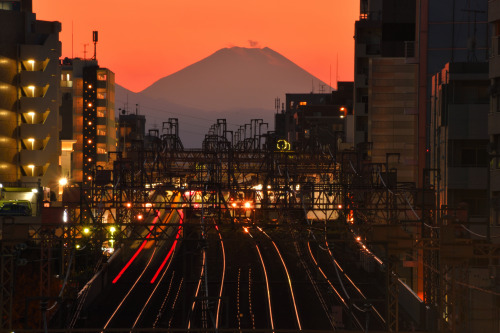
417,0,489,182
352,0,416,151
353,0,419,186
59,58,116,185
0,0,61,189
430,62,489,224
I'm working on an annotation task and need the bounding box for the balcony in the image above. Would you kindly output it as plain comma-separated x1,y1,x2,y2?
96,99,107,107
20,149,49,166
96,135,107,144
96,154,108,163
19,44,48,61
20,123,49,139
19,84,59,112
96,117,107,126
19,71,48,87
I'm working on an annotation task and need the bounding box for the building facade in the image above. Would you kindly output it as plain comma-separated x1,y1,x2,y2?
276,82,353,152
353,0,416,154
59,58,116,184
368,57,418,183
417,0,489,182
489,0,500,227
117,109,146,155
0,0,61,189
430,62,489,224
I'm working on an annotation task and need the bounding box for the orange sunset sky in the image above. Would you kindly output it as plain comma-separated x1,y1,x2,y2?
34,1,359,93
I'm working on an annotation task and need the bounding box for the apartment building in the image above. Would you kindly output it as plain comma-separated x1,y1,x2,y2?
60,58,116,185
0,0,61,189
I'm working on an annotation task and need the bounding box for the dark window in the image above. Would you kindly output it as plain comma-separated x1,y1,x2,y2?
450,140,488,167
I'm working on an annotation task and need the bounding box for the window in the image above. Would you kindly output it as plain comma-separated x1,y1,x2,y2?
61,72,73,87
0,1,21,10
97,73,107,81
450,140,488,167
451,81,489,104
97,91,107,100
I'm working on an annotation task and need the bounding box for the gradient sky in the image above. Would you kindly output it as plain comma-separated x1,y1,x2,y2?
34,1,359,93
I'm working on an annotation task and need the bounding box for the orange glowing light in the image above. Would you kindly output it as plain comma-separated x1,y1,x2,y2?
137,214,143,220
231,202,237,208
125,202,132,208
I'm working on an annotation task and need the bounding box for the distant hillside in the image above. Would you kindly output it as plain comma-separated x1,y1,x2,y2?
116,47,332,147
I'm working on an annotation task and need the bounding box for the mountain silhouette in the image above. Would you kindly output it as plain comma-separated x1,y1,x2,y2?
116,47,331,147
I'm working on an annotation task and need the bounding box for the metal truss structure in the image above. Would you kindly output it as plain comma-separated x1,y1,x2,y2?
2,118,500,332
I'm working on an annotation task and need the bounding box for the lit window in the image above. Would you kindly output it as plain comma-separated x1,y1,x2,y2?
299,101,307,106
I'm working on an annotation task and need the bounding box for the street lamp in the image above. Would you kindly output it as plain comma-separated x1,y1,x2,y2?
28,138,34,150
28,164,34,177
59,177,68,186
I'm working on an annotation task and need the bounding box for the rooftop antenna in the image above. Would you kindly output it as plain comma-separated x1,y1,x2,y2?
71,21,74,58
135,103,139,115
336,53,339,90
329,63,332,93
92,31,98,60
83,43,89,60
